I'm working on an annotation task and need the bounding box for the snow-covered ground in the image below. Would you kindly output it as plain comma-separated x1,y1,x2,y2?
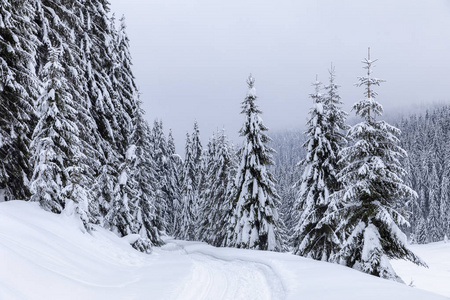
392,241,450,297
0,201,448,300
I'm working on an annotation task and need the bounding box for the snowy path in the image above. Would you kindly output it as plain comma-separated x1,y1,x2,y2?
168,242,285,300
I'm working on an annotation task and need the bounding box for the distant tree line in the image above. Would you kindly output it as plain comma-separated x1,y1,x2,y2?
397,106,450,243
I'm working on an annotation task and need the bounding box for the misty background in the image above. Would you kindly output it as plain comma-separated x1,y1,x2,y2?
109,0,450,152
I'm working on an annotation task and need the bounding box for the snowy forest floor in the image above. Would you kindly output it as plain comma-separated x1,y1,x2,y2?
1,201,449,300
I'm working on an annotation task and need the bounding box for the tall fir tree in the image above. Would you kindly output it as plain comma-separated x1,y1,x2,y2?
229,75,286,251
35,0,98,224
30,46,89,223
175,123,203,241
415,216,428,244
292,71,346,261
127,102,163,251
0,0,39,201
322,66,348,192
440,175,450,238
335,50,425,281
427,166,442,242
78,0,122,226
150,120,169,233
165,129,183,235
197,130,237,247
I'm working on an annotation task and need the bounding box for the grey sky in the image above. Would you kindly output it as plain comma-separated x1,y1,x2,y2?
109,0,450,153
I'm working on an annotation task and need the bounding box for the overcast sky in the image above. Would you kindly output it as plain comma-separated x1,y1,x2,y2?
109,0,450,153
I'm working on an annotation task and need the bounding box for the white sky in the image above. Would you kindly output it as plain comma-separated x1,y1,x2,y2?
109,0,450,152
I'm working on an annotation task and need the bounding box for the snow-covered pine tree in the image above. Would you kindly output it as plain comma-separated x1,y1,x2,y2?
229,75,286,251
197,130,237,247
175,123,203,241
127,102,163,251
30,45,89,223
35,0,99,225
440,175,449,239
36,0,104,224
191,121,204,191
196,132,218,240
104,147,137,240
174,133,191,239
150,120,169,233
78,0,122,225
292,71,346,261
322,66,348,192
427,166,442,242
165,129,183,235
415,216,428,244
0,0,38,201
335,50,426,281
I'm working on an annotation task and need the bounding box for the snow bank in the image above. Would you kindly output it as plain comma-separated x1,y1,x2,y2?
0,201,190,300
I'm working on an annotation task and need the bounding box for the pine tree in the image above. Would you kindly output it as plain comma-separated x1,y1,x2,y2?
335,51,425,281
427,168,442,244
30,46,89,223
129,103,163,250
440,175,449,238
415,216,428,244
150,120,169,233
0,0,39,201
165,129,183,235
175,123,203,241
292,73,345,261
322,66,348,192
108,15,138,162
197,130,237,247
229,75,286,251
34,0,98,224
79,0,122,225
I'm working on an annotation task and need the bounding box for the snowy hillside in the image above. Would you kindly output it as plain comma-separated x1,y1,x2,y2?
0,201,448,300
392,242,450,297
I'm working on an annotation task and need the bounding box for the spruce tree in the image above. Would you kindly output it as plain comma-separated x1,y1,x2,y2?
292,72,345,261
335,51,426,281
322,65,348,191
428,166,442,242
415,216,428,244
34,0,98,224
165,130,183,235
229,75,286,251
129,103,163,250
175,124,203,241
197,130,237,247
30,46,89,223
78,0,122,225
440,175,449,238
150,120,169,233
0,0,38,201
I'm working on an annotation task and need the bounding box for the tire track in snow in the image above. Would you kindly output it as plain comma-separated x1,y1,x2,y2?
169,244,286,300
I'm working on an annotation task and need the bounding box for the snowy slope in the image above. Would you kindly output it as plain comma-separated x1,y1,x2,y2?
392,242,450,298
0,201,447,300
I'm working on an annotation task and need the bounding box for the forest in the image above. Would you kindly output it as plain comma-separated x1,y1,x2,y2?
1,0,448,284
